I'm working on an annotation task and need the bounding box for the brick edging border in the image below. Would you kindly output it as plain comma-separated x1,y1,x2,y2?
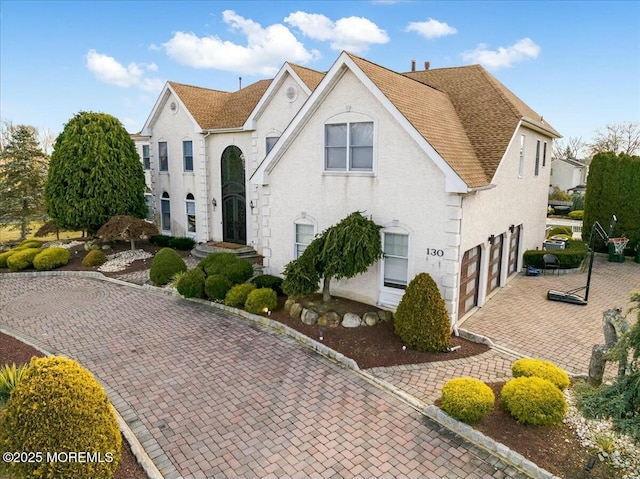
2,271,559,479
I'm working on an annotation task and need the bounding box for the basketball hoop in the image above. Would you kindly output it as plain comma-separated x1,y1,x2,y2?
608,237,629,256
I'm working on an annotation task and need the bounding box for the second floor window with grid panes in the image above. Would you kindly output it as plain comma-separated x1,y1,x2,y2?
142,145,150,170
158,141,168,171
325,122,373,171
183,141,193,172
295,223,315,258
266,137,279,154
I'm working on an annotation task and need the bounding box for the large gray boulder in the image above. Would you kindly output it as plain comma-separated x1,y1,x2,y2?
301,308,319,325
342,312,362,328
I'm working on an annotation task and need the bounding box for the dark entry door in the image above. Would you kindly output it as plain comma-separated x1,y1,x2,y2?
221,146,246,244
459,246,481,316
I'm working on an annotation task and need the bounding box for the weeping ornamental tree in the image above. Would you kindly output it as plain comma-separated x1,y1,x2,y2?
45,112,147,234
282,212,383,302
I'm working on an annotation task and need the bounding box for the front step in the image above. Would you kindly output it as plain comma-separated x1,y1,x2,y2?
191,242,263,265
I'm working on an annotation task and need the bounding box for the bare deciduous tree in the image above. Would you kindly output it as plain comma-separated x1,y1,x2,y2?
589,122,640,156
553,136,587,159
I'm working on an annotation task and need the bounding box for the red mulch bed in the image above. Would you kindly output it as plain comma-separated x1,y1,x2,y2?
0,333,148,479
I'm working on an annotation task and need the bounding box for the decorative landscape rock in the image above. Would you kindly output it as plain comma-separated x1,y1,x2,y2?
289,303,303,319
318,312,341,328
284,299,295,314
342,312,362,328
363,312,379,326
301,308,319,325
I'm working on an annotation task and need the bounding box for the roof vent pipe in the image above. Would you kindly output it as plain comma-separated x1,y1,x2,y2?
424,61,430,70
239,77,242,90
411,59,416,72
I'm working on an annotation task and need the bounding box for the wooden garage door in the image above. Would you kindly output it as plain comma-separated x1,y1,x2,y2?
459,246,481,316
487,234,503,295
508,225,521,275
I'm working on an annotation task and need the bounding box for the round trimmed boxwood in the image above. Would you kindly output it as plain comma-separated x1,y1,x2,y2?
224,283,257,307
394,273,451,352
245,287,278,314
251,274,283,295
0,356,122,479
198,252,237,276
441,377,495,423
17,239,43,249
511,358,570,390
82,249,108,267
149,247,187,285
33,247,71,271
0,250,18,268
501,377,568,425
6,248,41,271
177,268,206,299
205,274,233,301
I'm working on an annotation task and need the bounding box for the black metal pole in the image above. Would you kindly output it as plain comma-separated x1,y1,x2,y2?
584,224,597,302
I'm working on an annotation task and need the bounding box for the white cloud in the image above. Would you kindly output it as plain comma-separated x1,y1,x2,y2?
285,11,389,53
162,10,318,76
406,18,457,39
462,38,540,69
86,50,163,92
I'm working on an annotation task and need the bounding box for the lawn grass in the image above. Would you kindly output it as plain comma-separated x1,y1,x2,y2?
0,222,83,245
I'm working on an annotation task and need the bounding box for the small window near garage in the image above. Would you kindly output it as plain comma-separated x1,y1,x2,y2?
383,233,408,289
325,121,373,172
159,141,168,172
266,137,279,154
142,145,150,170
294,223,315,259
161,192,171,232
185,193,196,233
518,135,525,178
534,140,541,177
183,141,193,172
542,141,547,167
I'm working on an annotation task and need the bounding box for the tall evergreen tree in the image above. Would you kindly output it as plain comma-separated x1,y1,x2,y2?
45,112,147,234
0,125,49,240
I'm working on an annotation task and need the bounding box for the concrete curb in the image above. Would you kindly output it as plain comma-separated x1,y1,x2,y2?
2,271,557,479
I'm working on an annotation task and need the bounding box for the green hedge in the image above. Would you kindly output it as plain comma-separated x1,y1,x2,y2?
523,239,588,269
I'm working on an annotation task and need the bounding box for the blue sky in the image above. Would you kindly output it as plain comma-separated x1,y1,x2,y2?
1,0,639,150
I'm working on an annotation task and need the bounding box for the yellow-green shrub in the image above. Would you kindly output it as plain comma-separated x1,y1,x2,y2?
0,363,28,402
0,356,122,479
245,287,278,314
82,249,108,267
501,377,567,425
18,239,43,249
6,248,41,271
511,358,570,390
225,282,256,307
33,247,71,271
441,377,495,423
0,250,17,268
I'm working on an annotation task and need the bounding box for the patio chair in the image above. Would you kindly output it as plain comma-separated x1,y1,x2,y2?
542,254,560,275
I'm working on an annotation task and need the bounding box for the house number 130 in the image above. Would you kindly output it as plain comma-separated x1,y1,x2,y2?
427,249,445,257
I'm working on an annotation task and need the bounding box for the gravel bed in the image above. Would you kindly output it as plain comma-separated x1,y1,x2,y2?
42,240,85,249
98,249,153,273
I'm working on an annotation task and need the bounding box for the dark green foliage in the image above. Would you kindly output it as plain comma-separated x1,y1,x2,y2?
0,125,48,240
81,249,107,267
198,252,253,283
224,283,257,307
149,247,187,285
575,292,640,443
6,248,41,271
149,235,173,247
523,240,588,269
394,273,451,352
204,274,232,301
33,247,71,271
245,288,278,314
547,226,572,238
282,212,383,301
169,236,196,250
571,193,584,211
176,268,205,299
251,274,284,295
45,112,147,234
583,152,640,251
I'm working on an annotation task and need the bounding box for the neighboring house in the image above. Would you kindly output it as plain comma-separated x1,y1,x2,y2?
134,51,560,328
550,157,589,193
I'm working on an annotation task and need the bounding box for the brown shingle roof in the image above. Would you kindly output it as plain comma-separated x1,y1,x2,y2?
403,65,559,183
169,79,272,130
288,63,325,91
348,53,490,187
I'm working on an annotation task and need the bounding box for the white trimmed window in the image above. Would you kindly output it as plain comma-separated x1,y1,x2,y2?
186,193,196,233
325,121,373,171
518,135,525,178
383,233,408,289
159,141,168,172
144,193,154,221
183,141,193,172
161,192,171,232
294,222,315,259
266,136,279,154
542,141,547,167
142,145,150,170
534,140,541,177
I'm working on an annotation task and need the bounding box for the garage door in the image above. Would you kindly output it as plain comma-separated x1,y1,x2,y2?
487,234,503,295
508,225,520,275
459,246,481,316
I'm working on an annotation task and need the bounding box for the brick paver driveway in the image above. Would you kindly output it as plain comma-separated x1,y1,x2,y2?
0,276,528,479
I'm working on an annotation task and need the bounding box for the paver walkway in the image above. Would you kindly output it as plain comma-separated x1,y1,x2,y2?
0,276,528,479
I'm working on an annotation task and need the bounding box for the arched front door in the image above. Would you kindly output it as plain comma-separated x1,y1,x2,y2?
221,146,246,244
